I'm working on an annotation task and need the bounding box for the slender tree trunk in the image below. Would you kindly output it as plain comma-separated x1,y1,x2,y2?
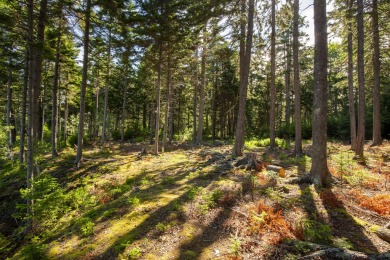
355,0,365,157
154,46,162,155
193,49,198,144
233,0,254,156
197,30,207,145
6,58,13,160
371,0,381,146
293,0,302,155
102,26,112,146
310,0,330,186
20,49,28,164
94,68,100,139
163,43,171,151
154,43,162,155
269,0,277,149
64,90,68,145
32,0,48,140
347,0,357,150
285,38,291,127
75,0,91,165
212,68,217,141
27,0,34,189
121,64,128,143
51,18,61,157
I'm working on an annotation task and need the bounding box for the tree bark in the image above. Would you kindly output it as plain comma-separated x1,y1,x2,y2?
32,0,48,140
197,29,207,145
6,58,13,160
193,49,198,145
310,0,330,186
347,0,357,151
121,63,128,144
371,0,381,146
51,17,62,157
269,0,276,149
293,0,302,155
102,25,112,146
285,38,291,127
75,0,91,165
27,0,34,189
154,43,162,155
163,42,171,151
233,0,254,156
355,0,365,157
20,49,28,164
64,89,68,145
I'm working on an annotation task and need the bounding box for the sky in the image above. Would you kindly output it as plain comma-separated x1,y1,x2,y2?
300,0,336,46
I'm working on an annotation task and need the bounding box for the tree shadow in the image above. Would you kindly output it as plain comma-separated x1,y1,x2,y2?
319,188,379,254
177,208,232,259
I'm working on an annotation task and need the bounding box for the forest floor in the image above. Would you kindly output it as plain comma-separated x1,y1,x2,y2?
1,140,390,259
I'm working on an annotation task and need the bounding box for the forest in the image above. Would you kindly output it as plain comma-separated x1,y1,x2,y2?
0,0,390,259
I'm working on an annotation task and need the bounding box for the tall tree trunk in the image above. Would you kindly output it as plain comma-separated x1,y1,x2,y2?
6,58,13,160
94,68,100,139
154,43,162,155
371,0,381,146
26,0,35,229
20,49,28,164
310,0,330,186
121,64,128,143
102,26,112,146
51,18,62,157
64,90,68,145
233,0,254,156
32,0,48,140
193,49,198,144
293,0,302,155
269,0,276,149
285,38,291,127
75,0,91,165
355,0,365,157
212,68,217,141
197,30,207,145
163,43,171,150
347,0,357,150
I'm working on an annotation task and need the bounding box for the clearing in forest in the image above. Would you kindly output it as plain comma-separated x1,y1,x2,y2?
1,140,390,259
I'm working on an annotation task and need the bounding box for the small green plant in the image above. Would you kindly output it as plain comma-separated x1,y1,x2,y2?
128,246,142,259
18,174,66,229
161,176,175,186
66,187,95,210
127,196,140,208
186,187,201,201
302,219,332,243
74,217,94,236
155,222,169,233
230,236,241,256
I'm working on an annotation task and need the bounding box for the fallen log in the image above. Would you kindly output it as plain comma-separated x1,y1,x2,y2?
266,165,285,177
298,248,370,260
373,227,390,243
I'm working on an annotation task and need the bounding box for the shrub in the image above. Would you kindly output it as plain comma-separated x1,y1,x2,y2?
20,238,48,260
128,246,142,259
74,217,94,236
19,174,66,229
66,187,95,210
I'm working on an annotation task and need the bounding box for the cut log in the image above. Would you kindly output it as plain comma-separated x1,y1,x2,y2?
266,165,285,177
374,227,390,243
298,248,370,259
384,221,390,229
